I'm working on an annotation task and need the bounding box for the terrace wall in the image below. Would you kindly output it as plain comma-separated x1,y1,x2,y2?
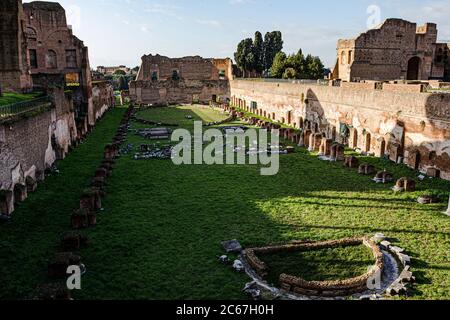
230,80,450,180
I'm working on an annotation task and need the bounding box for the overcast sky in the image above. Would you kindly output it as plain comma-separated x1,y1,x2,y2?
24,0,450,68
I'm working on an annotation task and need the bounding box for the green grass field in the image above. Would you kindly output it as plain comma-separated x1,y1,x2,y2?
0,92,43,107
0,105,449,300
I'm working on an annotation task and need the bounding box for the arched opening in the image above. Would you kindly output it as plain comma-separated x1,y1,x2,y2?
414,152,421,170
365,132,371,152
341,51,347,65
380,139,386,157
407,57,421,80
13,184,27,204
429,151,437,162
287,111,292,125
314,122,319,133
299,117,304,129
352,129,358,149
263,111,266,118
272,113,275,120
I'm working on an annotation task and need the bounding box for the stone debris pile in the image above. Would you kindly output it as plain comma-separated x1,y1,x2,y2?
136,127,172,140
134,144,173,160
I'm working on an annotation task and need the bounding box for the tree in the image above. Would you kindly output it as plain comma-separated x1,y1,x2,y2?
263,31,283,72
234,38,254,77
270,52,287,78
283,67,297,79
253,31,264,74
114,69,126,76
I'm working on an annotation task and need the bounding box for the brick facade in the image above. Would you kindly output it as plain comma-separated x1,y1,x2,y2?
130,54,232,104
333,19,450,82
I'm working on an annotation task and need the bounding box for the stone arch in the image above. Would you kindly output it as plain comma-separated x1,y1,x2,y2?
380,139,386,157
0,190,13,215
13,184,27,204
365,132,371,153
341,51,347,65
351,128,358,149
298,117,304,129
407,57,421,80
429,151,437,164
314,122,319,133
287,111,292,125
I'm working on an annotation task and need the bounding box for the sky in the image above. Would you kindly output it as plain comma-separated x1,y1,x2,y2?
23,0,450,69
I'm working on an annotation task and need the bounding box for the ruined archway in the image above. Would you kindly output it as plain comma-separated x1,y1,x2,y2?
407,57,421,80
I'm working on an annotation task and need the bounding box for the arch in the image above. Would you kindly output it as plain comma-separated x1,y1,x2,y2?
429,151,437,162
380,139,386,157
299,117,304,129
314,122,319,133
352,129,358,149
365,132,371,153
287,111,292,125
341,51,347,65
46,50,58,69
13,184,27,204
407,57,421,80
414,151,421,170
26,27,37,41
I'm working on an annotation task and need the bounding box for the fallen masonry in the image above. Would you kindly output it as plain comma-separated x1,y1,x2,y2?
136,127,172,140
220,235,415,300
134,145,173,160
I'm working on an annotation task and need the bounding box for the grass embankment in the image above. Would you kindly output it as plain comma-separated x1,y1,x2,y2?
0,108,125,299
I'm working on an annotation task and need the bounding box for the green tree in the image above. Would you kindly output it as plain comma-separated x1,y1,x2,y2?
253,31,264,74
263,31,283,72
270,52,287,78
282,67,297,79
114,69,126,76
234,38,254,77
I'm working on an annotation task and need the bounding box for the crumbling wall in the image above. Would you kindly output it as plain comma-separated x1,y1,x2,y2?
0,88,78,215
131,54,232,104
230,79,450,180
92,81,115,121
335,19,449,81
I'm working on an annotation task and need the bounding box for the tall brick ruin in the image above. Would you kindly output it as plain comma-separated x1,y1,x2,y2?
129,54,232,105
0,0,33,92
333,19,450,82
0,1,114,217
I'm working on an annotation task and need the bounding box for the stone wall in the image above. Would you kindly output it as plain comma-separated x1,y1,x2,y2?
130,54,232,104
0,0,33,92
230,79,450,180
92,81,115,121
335,19,450,82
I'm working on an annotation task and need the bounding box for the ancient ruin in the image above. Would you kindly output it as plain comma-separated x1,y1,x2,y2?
0,1,115,216
129,54,232,105
332,18,450,82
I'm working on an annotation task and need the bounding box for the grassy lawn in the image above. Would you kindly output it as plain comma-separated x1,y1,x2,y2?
0,92,43,107
1,104,449,300
260,245,375,285
0,107,125,299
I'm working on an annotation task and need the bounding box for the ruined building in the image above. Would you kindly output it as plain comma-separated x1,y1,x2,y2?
333,19,450,82
1,1,114,216
0,0,33,91
129,54,232,105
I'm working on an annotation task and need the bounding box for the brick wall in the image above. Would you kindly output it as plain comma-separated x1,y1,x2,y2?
230,79,450,180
